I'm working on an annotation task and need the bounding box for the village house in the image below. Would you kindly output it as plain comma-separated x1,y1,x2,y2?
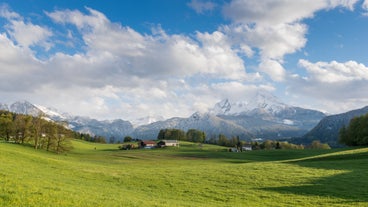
139,140,156,149
157,140,179,147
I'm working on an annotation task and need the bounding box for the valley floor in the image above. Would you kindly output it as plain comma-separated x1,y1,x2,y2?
0,140,367,207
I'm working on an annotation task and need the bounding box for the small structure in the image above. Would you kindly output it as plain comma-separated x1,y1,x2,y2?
242,144,253,151
157,140,179,147
139,140,156,149
229,148,239,152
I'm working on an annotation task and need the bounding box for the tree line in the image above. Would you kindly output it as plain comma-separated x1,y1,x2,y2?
155,128,322,150
339,113,368,146
0,110,74,153
74,132,107,144
157,129,206,143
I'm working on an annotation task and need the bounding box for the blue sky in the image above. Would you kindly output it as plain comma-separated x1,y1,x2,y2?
1,0,368,121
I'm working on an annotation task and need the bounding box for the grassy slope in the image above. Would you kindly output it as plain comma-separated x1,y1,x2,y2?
0,140,367,207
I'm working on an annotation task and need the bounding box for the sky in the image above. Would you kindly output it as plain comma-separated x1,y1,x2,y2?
1,0,368,121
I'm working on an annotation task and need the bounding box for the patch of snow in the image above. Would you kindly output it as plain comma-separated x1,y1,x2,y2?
283,119,294,125
131,115,165,127
211,91,289,116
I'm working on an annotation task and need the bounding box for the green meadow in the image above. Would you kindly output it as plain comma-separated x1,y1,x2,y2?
1,140,367,207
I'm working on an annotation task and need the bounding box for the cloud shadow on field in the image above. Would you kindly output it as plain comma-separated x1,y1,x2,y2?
261,150,368,203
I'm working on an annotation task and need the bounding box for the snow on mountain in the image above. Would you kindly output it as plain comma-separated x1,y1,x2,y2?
9,100,44,116
208,91,326,139
2,100,134,142
34,104,71,120
131,115,165,127
0,103,9,111
132,112,253,140
68,116,134,141
210,91,288,116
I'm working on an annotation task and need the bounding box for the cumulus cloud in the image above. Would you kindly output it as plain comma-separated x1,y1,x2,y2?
298,59,368,83
362,0,368,15
221,0,359,81
286,59,368,113
187,0,217,14
223,0,358,25
0,5,52,50
46,7,247,81
1,2,366,120
0,33,46,92
0,6,252,120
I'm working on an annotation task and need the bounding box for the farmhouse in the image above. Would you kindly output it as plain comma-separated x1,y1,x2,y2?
139,140,156,148
157,140,179,147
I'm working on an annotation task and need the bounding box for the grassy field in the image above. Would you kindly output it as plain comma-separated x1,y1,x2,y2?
0,140,367,207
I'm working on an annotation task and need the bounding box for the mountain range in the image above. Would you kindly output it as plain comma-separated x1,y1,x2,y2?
0,91,332,142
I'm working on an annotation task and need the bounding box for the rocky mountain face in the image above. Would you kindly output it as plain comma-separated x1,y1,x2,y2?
2,92,327,141
300,106,368,146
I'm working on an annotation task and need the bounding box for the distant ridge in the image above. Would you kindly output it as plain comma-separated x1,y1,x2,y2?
2,100,134,142
300,106,368,146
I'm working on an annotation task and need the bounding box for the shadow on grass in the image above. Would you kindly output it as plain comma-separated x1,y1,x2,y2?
262,149,368,202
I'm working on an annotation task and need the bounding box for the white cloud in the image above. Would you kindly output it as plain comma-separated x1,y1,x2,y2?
0,33,46,91
221,0,359,81
0,6,52,50
0,4,20,19
7,20,52,49
223,0,358,25
0,7,252,120
259,59,286,82
46,8,248,82
286,59,368,113
298,59,368,83
1,3,367,121
187,0,217,14
362,0,368,15
364,0,368,9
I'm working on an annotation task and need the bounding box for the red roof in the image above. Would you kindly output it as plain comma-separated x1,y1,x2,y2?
142,141,156,145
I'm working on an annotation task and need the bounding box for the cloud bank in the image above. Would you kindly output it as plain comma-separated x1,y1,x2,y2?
0,1,367,120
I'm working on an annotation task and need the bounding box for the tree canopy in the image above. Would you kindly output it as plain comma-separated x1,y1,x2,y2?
339,113,368,146
157,129,186,140
0,110,74,153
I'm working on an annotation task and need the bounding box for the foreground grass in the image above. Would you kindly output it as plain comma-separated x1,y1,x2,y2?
0,140,367,206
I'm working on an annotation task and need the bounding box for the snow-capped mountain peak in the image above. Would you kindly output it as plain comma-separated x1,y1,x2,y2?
35,105,64,119
210,91,288,116
10,100,43,116
131,115,165,127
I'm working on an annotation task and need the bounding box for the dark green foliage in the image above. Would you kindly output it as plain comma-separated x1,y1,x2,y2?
0,111,14,141
339,113,368,146
0,110,74,153
123,136,132,142
74,132,106,143
252,140,304,150
186,129,206,143
157,129,186,140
